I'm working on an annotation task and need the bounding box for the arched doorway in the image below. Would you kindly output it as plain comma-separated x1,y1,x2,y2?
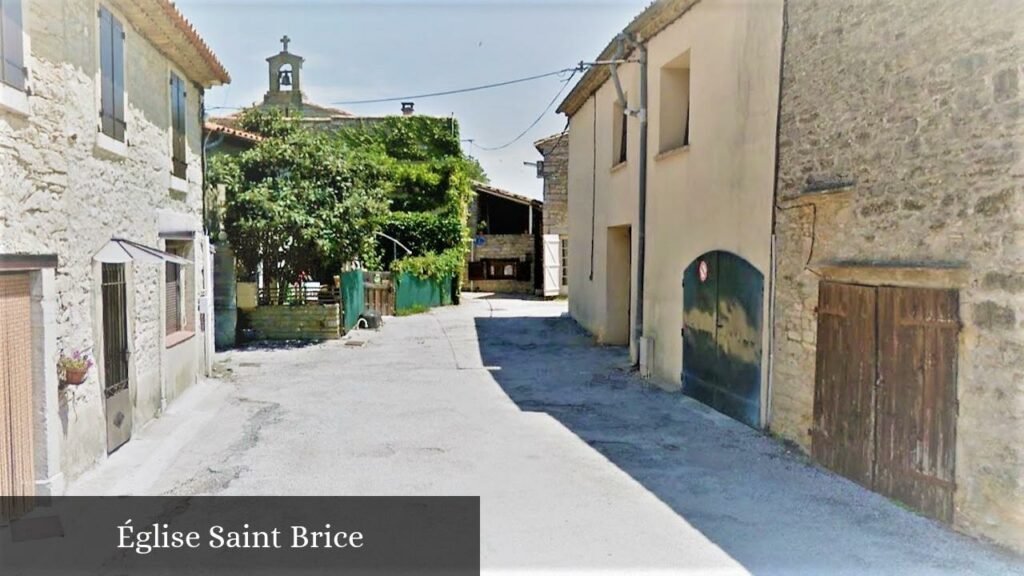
682,251,763,427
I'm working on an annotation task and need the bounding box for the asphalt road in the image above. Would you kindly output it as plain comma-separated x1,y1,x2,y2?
69,294,1024,575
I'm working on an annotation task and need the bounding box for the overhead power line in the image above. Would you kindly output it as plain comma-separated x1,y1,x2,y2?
330,67,580,105
473,67,578,152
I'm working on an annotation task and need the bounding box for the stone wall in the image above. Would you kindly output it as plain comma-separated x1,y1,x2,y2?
471,234,534,261
0,0,210,483
772,0,1024,551
466,234,534,294
241,305,342,341
537,135,569,236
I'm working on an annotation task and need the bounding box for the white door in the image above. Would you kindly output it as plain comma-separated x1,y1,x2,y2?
542,234,561,297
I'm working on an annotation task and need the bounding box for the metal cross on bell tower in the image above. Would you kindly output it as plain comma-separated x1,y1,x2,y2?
280,35,291,53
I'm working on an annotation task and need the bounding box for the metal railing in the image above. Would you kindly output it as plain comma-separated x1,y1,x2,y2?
258,283,340,306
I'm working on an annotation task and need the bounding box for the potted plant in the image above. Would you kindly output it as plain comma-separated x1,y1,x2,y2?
59,350,94,386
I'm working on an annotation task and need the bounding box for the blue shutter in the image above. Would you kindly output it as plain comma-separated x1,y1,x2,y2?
99,8,114,137
110,15,125,141
2,0,26,90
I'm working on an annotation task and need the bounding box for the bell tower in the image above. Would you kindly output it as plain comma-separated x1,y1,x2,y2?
263,35,305,108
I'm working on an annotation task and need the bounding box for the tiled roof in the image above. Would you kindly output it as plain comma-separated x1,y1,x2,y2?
473,182,542,206
204,122,264,143
557,0,700,117
533,132,566,153
111,0,230,87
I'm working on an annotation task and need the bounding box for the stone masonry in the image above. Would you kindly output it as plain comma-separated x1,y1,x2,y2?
536,133,569,236
771,0,1024,551
241,305,342,341
468,234,535,294
0,0,220,483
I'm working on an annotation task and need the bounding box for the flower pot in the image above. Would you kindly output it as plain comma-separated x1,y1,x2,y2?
64,367,88,386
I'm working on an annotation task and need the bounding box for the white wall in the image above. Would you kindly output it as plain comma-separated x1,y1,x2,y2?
567,0,784,391
0,0,211,483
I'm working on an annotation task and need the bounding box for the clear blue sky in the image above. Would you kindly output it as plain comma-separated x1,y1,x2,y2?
178,0,648,199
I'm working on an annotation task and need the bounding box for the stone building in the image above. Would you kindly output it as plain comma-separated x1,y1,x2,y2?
770,0,1024,551
535,133,569,296
466,183,542,295
0,0,228,498
211,37,454,133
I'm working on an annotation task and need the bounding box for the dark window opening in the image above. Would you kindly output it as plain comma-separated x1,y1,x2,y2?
477,193,530,235
470,258,530,281
613,98,628,165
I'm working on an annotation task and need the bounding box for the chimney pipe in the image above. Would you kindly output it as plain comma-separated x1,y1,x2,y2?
401,102,415,116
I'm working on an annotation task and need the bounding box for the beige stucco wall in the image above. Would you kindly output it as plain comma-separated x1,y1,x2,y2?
0,0,210,485
771,0,1024,551
567,0,784,386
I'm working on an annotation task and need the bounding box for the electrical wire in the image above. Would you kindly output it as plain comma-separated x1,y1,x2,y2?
330,67,579,105
205,65,585,114
473,67,578,152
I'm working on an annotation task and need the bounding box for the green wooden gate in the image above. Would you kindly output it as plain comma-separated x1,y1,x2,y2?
340,270,365,329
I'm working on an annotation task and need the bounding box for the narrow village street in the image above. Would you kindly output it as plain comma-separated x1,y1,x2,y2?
68,295,1022,575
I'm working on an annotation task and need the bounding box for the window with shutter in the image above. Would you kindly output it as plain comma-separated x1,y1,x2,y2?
481,259,520,280
165,263,182,334
170,72,187,179
0,0,26,91
99,7,126,142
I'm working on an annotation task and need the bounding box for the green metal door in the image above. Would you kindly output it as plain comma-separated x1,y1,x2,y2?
682,251,763,428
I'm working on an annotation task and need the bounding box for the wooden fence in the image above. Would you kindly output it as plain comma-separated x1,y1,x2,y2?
363,271,394,316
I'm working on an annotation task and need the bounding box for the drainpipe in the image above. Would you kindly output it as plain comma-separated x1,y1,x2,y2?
635,38,649,363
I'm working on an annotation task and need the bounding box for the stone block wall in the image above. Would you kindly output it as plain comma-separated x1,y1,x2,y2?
537,135,569,236
466,234,535,294
242,305,342,341
0,0,209,482
472,234,534,261
772,0,1024,551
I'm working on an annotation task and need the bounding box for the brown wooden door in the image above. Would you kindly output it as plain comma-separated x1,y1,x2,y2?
876,287,959,523
812,282,959,523
0,273,36,520
363,272,394,316
812,282,877,488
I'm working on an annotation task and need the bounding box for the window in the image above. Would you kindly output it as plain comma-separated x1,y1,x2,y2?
165,263,183,334
164,241,194,337
659,51,691,153
560,238,568,287
170,72,187,179
473,258,526,281
487,259,518,280
612,98,627,165
0,0,26,91
99,7,125,141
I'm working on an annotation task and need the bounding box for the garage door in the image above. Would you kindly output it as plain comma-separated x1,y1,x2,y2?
813,282,959,522
682,251,764,428
0,273,35,520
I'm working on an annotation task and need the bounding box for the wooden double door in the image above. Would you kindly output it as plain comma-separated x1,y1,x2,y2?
813,282,959,522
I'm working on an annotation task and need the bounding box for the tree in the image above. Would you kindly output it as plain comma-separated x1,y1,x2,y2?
208,110,486,296
209,110,388,296
335,116,479,270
